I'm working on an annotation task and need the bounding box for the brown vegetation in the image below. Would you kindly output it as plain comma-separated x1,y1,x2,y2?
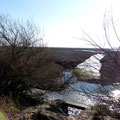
51,47,95,69
0,15,63,95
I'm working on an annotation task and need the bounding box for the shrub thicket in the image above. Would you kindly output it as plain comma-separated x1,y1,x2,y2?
0,15,63,95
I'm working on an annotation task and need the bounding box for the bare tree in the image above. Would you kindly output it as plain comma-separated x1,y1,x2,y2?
73,10,120,118
0,15,63,95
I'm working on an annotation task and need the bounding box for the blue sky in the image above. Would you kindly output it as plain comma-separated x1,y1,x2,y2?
0,0,120,48
0,0,95,25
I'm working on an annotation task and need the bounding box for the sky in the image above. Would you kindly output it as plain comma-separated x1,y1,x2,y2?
0,0,120,48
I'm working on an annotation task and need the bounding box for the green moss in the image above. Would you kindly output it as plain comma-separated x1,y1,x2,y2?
0,110,8,120
0,96,20,120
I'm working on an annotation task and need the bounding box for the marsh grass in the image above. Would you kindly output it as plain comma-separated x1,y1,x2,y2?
72,68,90,79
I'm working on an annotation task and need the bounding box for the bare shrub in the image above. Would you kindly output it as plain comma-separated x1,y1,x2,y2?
0,15,62,95
75,10,120,118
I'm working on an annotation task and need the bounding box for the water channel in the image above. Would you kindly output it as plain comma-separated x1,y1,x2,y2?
47,53,120,117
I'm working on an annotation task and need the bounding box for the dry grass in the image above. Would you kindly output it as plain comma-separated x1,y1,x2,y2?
72,68,92,79
0,96,20,119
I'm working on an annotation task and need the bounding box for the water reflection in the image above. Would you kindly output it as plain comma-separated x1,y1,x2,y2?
47,54,118,106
